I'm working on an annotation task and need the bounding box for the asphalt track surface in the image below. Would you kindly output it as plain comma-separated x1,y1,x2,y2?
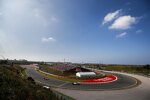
54,71,150,100
21,65,138,91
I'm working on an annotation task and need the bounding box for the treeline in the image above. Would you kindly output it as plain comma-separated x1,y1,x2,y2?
0,59,45,65
0,64,61,100
143,64,150,70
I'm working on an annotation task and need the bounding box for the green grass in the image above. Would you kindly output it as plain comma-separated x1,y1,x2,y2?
39,64,63,75
102,65,150,75
38,64,114,82
36,69,80,82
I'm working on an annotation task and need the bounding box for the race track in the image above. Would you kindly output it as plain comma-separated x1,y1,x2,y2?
54,71,150,100
21,65,139,91
21,65,150,100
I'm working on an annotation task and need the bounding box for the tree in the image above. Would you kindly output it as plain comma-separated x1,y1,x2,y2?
143,65,150,70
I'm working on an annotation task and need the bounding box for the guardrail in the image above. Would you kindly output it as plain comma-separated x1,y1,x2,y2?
35,80,75,100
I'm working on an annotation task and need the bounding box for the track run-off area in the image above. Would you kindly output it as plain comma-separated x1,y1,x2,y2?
82,75,117,84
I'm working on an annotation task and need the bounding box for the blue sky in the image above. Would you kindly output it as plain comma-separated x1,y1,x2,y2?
0,0,150,64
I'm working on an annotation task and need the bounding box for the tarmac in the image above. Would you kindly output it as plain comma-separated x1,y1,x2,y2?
54,71,150,100
21,65,150,100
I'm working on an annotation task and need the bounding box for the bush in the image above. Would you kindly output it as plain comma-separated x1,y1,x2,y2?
27,77,35,84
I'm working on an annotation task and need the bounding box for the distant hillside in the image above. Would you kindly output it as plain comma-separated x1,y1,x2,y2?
0,64,60,100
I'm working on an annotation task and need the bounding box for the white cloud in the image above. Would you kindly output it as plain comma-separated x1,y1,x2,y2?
109,15,137,30
116,32,127,38
136,29,143,33
41,37,56,42
102,9,121,25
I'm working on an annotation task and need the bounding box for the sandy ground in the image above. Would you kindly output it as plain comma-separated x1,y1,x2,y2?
54,71,150,100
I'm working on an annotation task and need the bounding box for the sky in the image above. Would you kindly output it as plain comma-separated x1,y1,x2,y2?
0,0,150,64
